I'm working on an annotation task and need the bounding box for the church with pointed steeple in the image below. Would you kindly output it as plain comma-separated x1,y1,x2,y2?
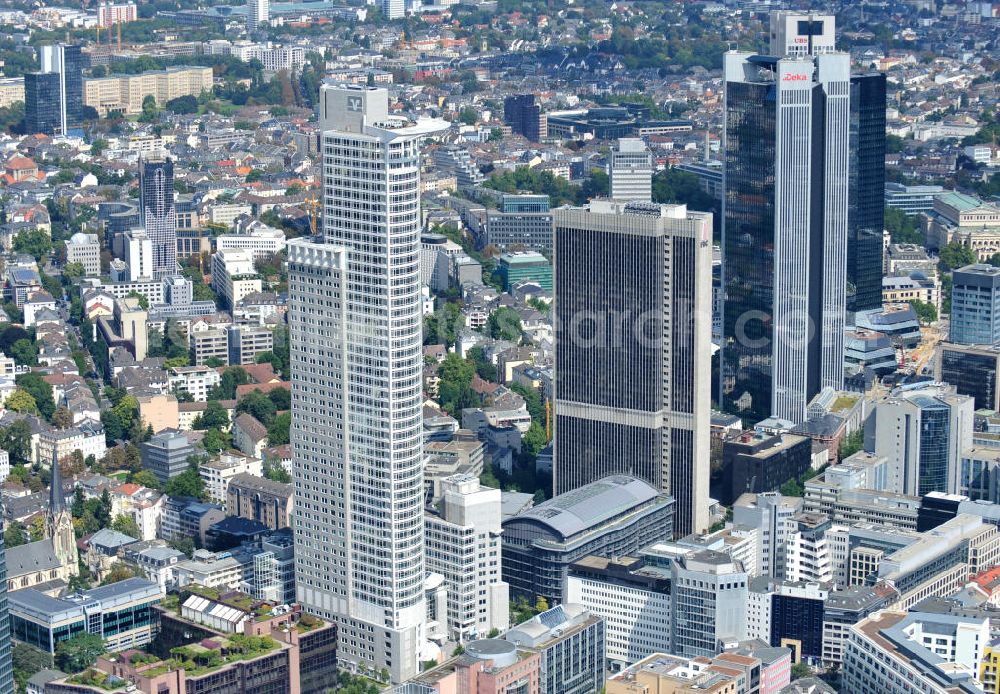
5,449,79,594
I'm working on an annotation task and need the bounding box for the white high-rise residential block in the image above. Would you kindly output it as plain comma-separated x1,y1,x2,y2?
425,474,510,642
124,228,154,281
246,0,269,31
608,138,653,202
290,85,446,683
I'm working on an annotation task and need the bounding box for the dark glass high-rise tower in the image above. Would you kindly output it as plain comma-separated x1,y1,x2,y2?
39,44,84,134
719,52,851,424
139,155,177,278
847,73,887,314
24,72,61,135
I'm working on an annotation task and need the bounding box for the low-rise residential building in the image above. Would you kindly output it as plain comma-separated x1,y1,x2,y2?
199,451,263,505
190,329,229,366
227,324,274,365
226,473,293,530
167,365,221,402
172,549,247,591
232,413,269,458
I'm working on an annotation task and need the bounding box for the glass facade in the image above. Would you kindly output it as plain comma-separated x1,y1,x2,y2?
950,266,1000,347
721,55,850,424
917,398,950,495
139,157,178,278
62,45,84,127
24,72,61,136
721,80,778,423
939,348,998,411
847,74,886,313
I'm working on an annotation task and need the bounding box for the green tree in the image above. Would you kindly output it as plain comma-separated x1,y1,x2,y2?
209,366,251,400
5,388,37,413
510,383,544,423
4,520,27,548
13,229,52,262
13,643,53,692
138,94,159,122
487,307,523,341
0,420,33,465
128,469,160,490
790,662,812,679
63,261,86,279
0,326,30,354
267,412,291,446
458,106,477,125
165,467,206,499
201,428,231,454
780,478,804,497
521,421,547,457
96,489,113,528
263,457,292,483
938,242,977,271
10,338,38,366
193,401,230,430
437,353,479,416
424,303,463,347
101,561,140,585
909,299,938,324
15,372,55,420
165,94,199,114
839,429,864,460
267,388,290,411
55,633,105,673
236,390,277,427
469,346,498,382
110,514,140,538
100,409,125,444
885,207,924,244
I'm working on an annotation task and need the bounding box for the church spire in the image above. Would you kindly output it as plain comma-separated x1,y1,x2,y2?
49,446,65,515
46,445,78,575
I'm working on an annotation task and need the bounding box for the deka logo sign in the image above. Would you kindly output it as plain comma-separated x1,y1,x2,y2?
782,73,810,81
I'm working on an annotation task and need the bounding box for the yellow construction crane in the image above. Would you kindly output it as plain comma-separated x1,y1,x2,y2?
305,195,319,236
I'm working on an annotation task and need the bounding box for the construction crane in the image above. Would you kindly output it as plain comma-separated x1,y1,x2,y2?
304,195,320,237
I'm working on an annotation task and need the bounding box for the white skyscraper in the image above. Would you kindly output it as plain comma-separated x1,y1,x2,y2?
246,0,269,32
425,474,510,643
289,85,446,683
124,228,153,281
607,138,653,202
